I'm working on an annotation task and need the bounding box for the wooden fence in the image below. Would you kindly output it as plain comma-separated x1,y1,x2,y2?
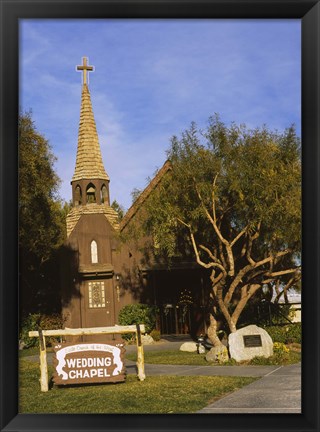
29,324,146,392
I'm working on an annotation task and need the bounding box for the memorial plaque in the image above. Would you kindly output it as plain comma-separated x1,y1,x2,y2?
53,342,126,385
243,334,262,348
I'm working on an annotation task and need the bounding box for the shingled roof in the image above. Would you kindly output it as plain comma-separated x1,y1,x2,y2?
71,83,109,183
66,203,120,237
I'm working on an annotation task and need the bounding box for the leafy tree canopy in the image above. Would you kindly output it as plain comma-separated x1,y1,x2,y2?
19,111,67,314
139,115,301,343
111,199,125,221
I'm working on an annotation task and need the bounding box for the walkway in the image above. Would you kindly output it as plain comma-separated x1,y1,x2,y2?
197,363,301,413
122,338,301,414
23,336,301,413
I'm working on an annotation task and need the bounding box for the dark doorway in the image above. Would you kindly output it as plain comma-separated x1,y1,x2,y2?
148,267,209,336
160,303,192,335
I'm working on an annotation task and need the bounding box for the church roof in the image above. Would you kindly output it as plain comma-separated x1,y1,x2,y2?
71,83,109,183
66,204,120,237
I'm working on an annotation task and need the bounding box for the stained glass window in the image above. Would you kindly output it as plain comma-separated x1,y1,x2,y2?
88,281,105,308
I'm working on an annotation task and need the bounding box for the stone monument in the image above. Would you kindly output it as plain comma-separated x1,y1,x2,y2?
228,324,273,362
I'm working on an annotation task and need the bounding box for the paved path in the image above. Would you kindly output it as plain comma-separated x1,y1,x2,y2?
125,360,283,377
197,363,301,413
23,337,301,414
125,358,301,413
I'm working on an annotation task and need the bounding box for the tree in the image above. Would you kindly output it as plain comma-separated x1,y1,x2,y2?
19,111,67,315
111,199,125,221
139,115,301,346
131,187,142,203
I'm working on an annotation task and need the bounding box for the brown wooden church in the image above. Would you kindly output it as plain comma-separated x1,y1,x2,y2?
61,57,210,337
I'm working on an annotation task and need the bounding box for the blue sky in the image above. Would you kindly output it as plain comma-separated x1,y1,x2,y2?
20,19,301,211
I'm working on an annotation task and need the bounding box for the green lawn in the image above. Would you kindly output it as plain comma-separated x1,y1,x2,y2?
19,346,51,358
19,359,256,414
126,348,301,366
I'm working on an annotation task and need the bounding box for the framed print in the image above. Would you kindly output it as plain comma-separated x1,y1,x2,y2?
1,1,319,431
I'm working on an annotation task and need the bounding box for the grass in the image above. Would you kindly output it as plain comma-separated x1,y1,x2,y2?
19,346,51,358
19,359,256,414
126,347,301,366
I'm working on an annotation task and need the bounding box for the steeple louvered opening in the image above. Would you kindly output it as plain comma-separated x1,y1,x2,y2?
86,183,96,203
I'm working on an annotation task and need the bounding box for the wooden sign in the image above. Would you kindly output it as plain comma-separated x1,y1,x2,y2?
53,342,126,385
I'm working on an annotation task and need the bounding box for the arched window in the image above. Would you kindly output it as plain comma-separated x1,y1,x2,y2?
86,183,96,203
91,240,98,263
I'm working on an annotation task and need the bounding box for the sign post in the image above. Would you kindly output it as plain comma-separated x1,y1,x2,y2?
136,324,146,381
28,324,146,391
38,328,49,392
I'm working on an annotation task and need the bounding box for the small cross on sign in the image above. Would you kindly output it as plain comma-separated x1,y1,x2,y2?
76,57,94,85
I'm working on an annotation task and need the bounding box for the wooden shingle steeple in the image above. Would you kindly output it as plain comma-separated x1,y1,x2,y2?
67,57,119,237
71,57,110,206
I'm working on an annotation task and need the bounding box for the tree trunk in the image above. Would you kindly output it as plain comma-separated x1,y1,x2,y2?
231,284,261,329
207,314,224,347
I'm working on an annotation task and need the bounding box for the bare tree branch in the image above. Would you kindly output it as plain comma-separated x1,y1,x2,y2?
245,222,261,265
199,244,221,264
177,217,226,273
224,249,291,306
266,268,300,277
231,283,261,326
211,174,219,222
230,226,248,247
193,181,236,276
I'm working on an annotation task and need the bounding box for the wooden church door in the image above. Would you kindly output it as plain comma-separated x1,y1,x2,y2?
81,278,115,328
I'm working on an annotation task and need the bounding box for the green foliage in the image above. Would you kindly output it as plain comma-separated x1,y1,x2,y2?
19,359,256,414
135,115,301,336
215,346,229,364
111,199,125,221
238,301,297,328
249,347,300,366
19,111,67,314
20,313,65,348
20,313,41,348
249,356,270,365
285,323,302,344
264,323,301,344
273,342,290,362
126,348,300,366
267,303,293,326
131,187,142,203
118,304,158,339
150,329,161,341
145,116,301,258
19,111,65,256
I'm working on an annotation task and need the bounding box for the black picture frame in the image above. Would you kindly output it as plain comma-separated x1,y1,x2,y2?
1,1,319,431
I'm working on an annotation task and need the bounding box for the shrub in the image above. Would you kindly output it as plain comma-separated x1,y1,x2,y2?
250,356,272,365
264,323,301,344
286,323,301,344
20,313,41,348
264,325,287,344
273,342,290,362
20,313,65,349
118,304,158,340
150,329,161,341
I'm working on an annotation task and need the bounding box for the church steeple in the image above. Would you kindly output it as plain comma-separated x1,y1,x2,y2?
71,57,110,206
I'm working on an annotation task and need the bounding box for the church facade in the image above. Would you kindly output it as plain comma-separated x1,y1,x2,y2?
61,57,209,337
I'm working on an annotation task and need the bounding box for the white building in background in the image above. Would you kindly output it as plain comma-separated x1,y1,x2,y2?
271,291,301,323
